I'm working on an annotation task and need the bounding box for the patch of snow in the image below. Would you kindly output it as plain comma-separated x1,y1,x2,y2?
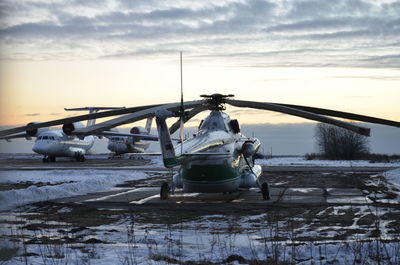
0,170,148,211
257,157,400,167
384,168,400,188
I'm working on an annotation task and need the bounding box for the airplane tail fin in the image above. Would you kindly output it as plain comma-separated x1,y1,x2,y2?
64,107,125,127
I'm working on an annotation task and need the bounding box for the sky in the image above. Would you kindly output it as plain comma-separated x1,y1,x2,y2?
0,0,399,130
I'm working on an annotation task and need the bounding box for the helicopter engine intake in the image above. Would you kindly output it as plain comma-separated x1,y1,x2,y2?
241,139,261,157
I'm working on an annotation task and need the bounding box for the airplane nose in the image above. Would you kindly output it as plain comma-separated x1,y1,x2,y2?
32,142,44,154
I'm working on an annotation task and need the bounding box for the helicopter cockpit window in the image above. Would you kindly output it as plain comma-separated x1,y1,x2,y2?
229,119,240,133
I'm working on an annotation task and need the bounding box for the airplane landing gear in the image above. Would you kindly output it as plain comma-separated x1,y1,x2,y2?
160,182,170,200
42,156,56,163
261,182,270,200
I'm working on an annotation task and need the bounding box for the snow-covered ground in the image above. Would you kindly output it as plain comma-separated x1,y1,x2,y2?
1,156,400,265
257,157,400,167
384,168,400,188
2,205,400,265
1,156,399,212
0,170,148,211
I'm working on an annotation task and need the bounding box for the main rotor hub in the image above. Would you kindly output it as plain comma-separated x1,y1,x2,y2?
200,93,234,110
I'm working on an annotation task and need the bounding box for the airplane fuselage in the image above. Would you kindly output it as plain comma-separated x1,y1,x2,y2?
107,136,150,154
32,130,94,158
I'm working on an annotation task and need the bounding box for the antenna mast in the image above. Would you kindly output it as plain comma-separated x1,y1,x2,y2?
180,51,183,108
179,52,184,153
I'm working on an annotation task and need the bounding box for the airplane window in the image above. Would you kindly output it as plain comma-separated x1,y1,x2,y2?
43,136,48,140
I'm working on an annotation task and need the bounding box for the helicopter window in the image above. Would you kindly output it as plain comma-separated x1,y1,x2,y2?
229,119,240,133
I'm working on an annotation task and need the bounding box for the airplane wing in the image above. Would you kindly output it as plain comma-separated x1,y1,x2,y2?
0,132,32,141
98,131,159,141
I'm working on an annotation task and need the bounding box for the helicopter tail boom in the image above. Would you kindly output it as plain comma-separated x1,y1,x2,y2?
155,111,180,168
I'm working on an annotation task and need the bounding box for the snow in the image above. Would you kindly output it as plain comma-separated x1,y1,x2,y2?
384,168,400,188
1,156,399,264
0,170,148,211
257,156,400,167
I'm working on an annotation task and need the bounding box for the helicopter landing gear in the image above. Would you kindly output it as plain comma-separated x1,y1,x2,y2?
160,182,170,200
261,182,270,200
75,153,85,162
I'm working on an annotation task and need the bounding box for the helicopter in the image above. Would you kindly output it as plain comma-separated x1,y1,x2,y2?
0,93,399,200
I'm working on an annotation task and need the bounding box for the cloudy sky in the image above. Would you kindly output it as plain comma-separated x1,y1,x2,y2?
0,0,399,127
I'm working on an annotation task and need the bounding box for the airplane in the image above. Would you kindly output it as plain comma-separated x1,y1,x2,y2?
1,107,121,162
65,108,159,156
103,118,158,155
0,94,398,200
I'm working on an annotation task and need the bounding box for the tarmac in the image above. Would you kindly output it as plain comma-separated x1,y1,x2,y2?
52,185,374,210
1,154,397,211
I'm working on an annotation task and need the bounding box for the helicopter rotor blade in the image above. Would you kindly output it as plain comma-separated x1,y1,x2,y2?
72,100,204,136
274,103,400,128
225,99,371,136
0,104,163,138
0,101,204,138
169,105,208,135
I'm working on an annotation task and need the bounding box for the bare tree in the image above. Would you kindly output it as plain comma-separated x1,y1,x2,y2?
315,123,369,160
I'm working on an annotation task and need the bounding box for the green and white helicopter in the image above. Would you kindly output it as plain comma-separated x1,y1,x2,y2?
1,93,399,200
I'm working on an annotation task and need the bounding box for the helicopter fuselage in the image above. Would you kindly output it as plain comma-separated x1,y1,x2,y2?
157,110,262,193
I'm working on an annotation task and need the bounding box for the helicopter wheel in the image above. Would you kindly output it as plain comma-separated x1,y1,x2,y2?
261,182,270,201
160,182,169,200
75,153,85,162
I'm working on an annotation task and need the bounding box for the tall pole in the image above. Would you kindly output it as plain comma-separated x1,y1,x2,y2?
179,52,184,154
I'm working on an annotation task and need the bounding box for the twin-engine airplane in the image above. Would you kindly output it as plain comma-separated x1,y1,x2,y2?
67,108,159,155
0,107,158,162
0,94,398,199
104,118,158,155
